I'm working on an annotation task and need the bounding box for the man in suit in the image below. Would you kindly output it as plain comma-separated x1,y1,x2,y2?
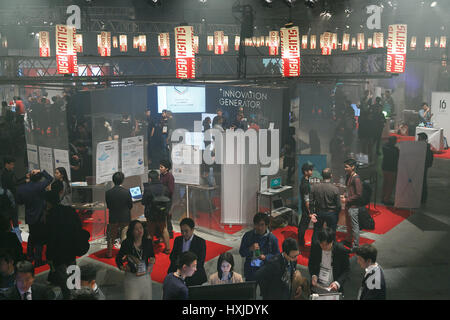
167,218,207,286
0,260,54,300
16,169,53,266
105,172,133,258
255,238,309,300
308,227,350,295
78,264,106,300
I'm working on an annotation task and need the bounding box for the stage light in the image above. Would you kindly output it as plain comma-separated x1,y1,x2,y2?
285,0,297,7
430,1,437,7
263,0,273,8
199,0,207,3
304,0,316,8
149,0,161,7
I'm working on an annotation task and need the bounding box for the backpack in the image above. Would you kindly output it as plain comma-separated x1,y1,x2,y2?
358,206,375,230
360,180,372,206
143,184,171,220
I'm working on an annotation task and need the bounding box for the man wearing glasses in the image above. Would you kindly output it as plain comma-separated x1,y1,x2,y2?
255,238,308,300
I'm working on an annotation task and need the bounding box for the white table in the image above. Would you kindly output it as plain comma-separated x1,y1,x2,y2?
415,127,444,151
257,185,293,215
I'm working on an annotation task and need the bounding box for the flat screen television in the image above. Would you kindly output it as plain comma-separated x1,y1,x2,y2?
188,281,257,300
157,85,206,113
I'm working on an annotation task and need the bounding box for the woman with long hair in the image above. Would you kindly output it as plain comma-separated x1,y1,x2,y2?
208,252,243,285
54,167,71,205
116,220,155,300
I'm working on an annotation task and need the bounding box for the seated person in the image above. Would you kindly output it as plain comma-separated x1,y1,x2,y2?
167,218,207,286
308,227,350,294
355,244,386,300
239,212,280,281
208,252,243,285
0,260,55,300
79,264,106,300
163,251,197,300
0,250,15,291
255,238,309,300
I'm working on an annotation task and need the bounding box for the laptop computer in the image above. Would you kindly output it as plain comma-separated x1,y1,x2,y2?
270,177,282,189
129,186,143,202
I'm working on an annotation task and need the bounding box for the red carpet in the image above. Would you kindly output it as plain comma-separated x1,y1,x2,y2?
271,226,375,267
434,148,450,160
193,197,243,235
79,210,108,241
88,232,232,283
388,133,415,142
366,205,413,234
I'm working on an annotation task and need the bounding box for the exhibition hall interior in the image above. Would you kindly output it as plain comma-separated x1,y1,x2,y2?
0,0,449,301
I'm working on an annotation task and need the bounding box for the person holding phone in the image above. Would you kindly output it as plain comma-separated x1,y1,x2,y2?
116,220,155,300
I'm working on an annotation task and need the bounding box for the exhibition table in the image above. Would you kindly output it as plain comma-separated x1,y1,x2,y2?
257,185,293,215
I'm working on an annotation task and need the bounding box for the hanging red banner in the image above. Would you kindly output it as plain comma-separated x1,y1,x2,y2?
207,36,214,51
342,33,350,51
214,31,224,55
234,36,240,51
440,36,447,49
158,33,170,56
373,32,384,48
75,34,83,53
100,31,111,56
310,35,316,50
386,24,407,73
269,31,279,56
112,36,118,48
224,36,228,52
175,26,195,79
301,35,308,50
97,34,101,54
357,33,365,50
55,25,78,74
39,31,50,57
120,35,127,52
321,32,332,55
280,26,300,77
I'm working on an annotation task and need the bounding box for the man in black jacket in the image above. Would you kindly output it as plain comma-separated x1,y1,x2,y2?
255,238,308,300
1,156,25,232
298,163,315,248
16,169,53,266
0,260,54,300
308,227,350,294
142,170,171,254
105,172,133,258
167,218,207,286
418,133,434,204
355,244,386,300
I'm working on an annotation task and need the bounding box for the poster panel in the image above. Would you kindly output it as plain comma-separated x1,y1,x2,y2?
54,148,71,181
171,144,201,185
431,92,450,141
38,146,54,174
394,141,426,209
26,144,39,171
96,140,119,185
122,136,145,178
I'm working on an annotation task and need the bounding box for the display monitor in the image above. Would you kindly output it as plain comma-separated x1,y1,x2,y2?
270,177,282,189
188,281,257,300
157,85,206,113
129,186,143,202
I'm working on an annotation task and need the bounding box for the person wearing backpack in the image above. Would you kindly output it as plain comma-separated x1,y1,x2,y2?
142,170,171,254
343,159,363,249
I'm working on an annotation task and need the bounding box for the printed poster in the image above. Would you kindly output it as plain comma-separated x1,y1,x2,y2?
171,144,201,185
122,136,145,178
26,144,39,170
54,148,71,181
38,146,54,174
96,140,119,185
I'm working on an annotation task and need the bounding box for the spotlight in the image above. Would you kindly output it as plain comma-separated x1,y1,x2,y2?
430,1,437,7
263,0,273,7
148,0,161,7
304,0,316,8
199,0,207,3
285,0,297,7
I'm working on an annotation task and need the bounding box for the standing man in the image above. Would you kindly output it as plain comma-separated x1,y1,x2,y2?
418,133,434,204
160,160,175,239
145,109,156,168
167,218,207,286
372,98,386,156
355,244,386,300
381,136,399,206
298,163,315,248
255,238,308,300
16,169,53,266
310,168,341,243
239,212,280,281
308,228,350,295
212,108,227,130
342,159,363,249
1,157,25,236
383,90,395,118
160,110,170,160
105,172,133,258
